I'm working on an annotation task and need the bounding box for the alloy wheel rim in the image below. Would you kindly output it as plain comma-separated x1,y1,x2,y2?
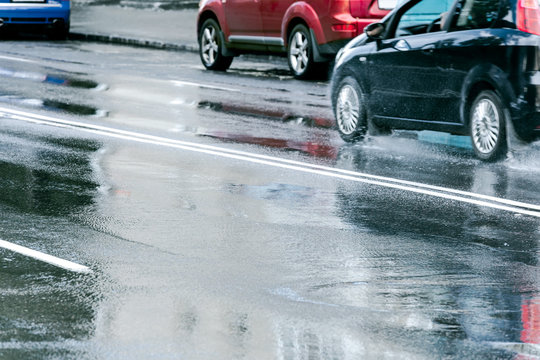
201,26,219,66
289,31,309,74
471,98,500,154
336,85,360,135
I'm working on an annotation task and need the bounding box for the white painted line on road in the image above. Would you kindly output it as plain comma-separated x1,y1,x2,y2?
0,55,37,64
2,106,540,218
171,80,240,92
0,239,92,274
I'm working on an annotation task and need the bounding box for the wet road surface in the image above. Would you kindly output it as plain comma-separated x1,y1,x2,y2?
0,40,540,359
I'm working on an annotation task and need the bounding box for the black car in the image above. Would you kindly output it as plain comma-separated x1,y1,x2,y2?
331,0,540,161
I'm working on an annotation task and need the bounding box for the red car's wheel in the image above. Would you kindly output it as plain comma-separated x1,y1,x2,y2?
199,18,233,71
287,24,318,79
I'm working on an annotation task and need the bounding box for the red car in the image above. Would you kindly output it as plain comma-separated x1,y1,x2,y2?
197,0,395,79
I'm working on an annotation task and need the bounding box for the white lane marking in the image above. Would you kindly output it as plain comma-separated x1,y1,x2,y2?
0,55,37,64
2,106,540,218
0,239,92,274
171,80,240,92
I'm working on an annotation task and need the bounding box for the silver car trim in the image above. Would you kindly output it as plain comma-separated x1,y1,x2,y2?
228,35,284,46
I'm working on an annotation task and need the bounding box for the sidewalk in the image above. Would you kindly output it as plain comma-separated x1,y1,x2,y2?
69,4,199,52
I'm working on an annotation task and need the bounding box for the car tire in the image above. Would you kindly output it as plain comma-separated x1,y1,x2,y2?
287,24,319,80
199,18,233,71
469,90,507,161
333,76,367,142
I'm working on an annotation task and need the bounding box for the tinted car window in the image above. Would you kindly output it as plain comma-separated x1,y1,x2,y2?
498,0,516,26
395,0,453,36
455,0,501,29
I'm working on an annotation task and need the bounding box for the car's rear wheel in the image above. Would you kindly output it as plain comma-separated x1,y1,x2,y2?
199,18,233,71
334,76,367,142
469,90,507,161
288,24,319,80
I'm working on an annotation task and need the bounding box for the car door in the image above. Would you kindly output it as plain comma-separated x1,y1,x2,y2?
224,0,263,38
367,0,457,127
260,0,295,40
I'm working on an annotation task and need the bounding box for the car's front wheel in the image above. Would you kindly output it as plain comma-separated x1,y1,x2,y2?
199,18,233,71
334,76,367,142
469,90,507,161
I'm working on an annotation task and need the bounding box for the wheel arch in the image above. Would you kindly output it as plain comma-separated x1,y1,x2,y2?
331,63,371,107
460,64,516,130
197,4,229,40
197,9,236,57
282,2,325,48
198,10,215,33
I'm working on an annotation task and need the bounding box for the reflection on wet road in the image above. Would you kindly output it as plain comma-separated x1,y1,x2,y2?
0,41,539,359
0,128,100,356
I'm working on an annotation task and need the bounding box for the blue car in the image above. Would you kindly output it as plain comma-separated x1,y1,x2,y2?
0,0,70,39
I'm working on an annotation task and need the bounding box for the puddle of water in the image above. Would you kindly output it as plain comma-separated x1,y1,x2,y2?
0,95,107,117
43,100,106,117
0,66,105,90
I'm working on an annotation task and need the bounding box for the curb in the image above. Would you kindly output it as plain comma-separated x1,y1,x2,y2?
68,32,198,52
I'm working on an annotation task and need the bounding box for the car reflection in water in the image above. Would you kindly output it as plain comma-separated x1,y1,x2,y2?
0,65,108,117
200,130,339,160
520,296,540,350
197,100,338,160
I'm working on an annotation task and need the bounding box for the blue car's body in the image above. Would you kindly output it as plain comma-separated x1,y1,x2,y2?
0,0,70,38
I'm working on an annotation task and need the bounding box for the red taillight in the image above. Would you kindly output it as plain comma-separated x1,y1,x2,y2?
518,0,540,35
332,24,356,32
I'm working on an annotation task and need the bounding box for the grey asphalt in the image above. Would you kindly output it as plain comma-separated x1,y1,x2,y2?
70,4,199,51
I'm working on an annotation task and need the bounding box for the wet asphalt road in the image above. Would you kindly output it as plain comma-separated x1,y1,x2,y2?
1,40,540,359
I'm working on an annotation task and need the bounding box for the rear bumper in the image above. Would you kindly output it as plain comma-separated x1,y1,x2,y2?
317,15,380,57
0,1,70,25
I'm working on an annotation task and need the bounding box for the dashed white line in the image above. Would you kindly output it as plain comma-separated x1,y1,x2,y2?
171,80,240,92
0,239,92,274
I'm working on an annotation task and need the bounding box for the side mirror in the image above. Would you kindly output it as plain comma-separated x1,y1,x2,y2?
365,22,385,41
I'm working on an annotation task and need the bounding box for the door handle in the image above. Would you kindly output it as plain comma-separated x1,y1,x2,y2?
421,44,436,52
